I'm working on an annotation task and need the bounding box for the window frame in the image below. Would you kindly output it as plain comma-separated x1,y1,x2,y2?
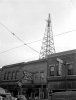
34,72,39,82
40,71,44,82
15,70,19,80
7,72,11,80
11,71,15,80
4,72,7,80
67,62,73,75
49,64,55,76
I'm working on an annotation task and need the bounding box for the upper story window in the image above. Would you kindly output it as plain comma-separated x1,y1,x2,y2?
34,72,39,82
4,73,7,80
40,71,44,82
50,65,54,76
7,72,11,80
11,71,15,80
67,63,73,75
15,71,19,79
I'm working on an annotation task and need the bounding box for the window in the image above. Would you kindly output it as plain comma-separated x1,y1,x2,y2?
50,66,54,76
7,72,11,80
35,72,39,82
67,63,73,75
4,73,7,80
40,72,44,82
11,71,15,80
15,71,19,79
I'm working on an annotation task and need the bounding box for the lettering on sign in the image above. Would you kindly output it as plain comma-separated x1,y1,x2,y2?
59,62,62,75
57,58,63,76
22,71,33,81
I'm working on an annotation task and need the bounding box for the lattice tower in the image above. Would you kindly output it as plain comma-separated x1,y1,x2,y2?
39,13,55,59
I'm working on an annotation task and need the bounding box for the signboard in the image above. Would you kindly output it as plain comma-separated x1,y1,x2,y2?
57,58,63,63
57,58,63,76
59,62,62,76
22,71,33,83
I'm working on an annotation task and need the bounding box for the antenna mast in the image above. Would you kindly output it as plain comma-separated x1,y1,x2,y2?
39,13,55,59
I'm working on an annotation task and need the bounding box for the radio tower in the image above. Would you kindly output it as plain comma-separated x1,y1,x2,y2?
39,13,55,59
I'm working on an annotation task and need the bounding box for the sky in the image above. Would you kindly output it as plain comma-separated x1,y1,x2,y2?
0,0,76,68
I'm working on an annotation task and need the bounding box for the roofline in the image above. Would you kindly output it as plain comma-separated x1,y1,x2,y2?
2,49,75,69
2,58,47,69
48,49,76,58
2,62,25,69
23,58,47,65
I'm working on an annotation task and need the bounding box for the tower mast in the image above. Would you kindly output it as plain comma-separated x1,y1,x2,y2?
39,13,55,59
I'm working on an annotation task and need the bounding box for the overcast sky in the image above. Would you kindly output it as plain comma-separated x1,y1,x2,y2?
0,0,76,68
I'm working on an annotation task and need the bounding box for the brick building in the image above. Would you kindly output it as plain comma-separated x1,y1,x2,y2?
47,49,76,94
22,59,47,99
0,59,47,99
1,49,76,98
0,62,25,95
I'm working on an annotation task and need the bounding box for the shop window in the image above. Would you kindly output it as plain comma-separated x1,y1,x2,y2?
11,71,15,80
15,71,19,79
4,73,7,80
50,66,54,76
67,63,73,75
7,72,11,80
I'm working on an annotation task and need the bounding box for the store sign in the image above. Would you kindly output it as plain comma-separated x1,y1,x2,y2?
59,62,62,76
22,71,33,83
57,58,63,63
57,58,63,76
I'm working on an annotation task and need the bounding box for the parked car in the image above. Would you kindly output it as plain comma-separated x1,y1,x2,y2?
51,91,76,100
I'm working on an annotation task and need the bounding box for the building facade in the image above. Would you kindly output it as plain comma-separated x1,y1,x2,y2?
22,59,47,99
47,49,76,94
0,59,47,99
0,62,25,96
1,49,76,98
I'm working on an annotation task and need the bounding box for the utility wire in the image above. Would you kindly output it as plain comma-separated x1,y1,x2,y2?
0,28,76,54
0,39,42,54
54,29,76,37
0,44,24,54
0,22,39,54
0,23,76,54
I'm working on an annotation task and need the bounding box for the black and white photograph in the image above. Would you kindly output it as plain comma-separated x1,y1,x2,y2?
0,0,76,100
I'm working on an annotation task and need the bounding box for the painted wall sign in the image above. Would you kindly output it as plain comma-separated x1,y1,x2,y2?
22,71,33,83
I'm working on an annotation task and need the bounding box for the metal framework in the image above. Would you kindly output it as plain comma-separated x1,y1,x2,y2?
39,13,55,59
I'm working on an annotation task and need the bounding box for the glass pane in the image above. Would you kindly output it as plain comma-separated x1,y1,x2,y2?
51,66,54,71
40,72,44,78
69,64,73,69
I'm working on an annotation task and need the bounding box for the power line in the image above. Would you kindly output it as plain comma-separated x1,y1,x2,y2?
0,44,24,54
54,29,76,37
0,28,76,54
0,39,42,55
0,22,39,54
